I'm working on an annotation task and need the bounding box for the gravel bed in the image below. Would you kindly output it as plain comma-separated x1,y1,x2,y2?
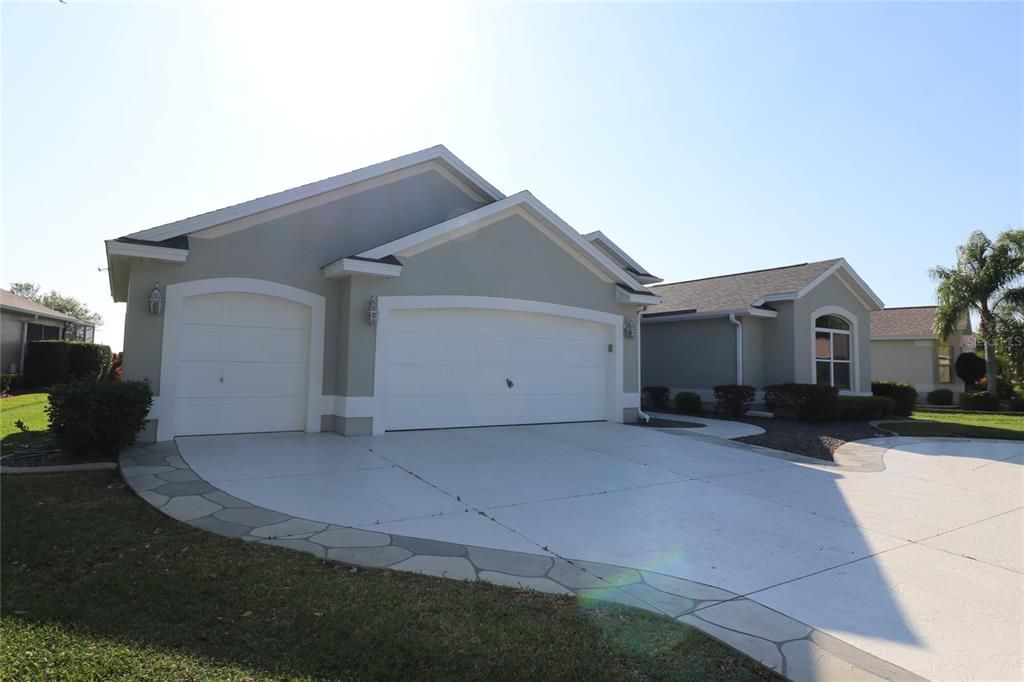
735,417,885,461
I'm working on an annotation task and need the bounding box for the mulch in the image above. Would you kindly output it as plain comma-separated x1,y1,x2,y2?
734,417,886,461
0,441,115,469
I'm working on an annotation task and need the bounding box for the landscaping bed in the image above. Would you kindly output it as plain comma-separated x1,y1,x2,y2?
734,418,885,461
0,472,780,681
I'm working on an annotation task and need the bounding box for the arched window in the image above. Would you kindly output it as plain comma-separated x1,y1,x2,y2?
815,314,852,390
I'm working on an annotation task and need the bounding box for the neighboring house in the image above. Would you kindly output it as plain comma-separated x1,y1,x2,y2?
641,259,884,401
0,288,95,375
104,145,660,441
870,306,974,399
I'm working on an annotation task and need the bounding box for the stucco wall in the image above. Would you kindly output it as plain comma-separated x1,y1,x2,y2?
760,302,796,386
792,273,873,393
121,173,640,437
122,168,486,395
346,213,639,396
0,311,65,374
871,338,964,395
641,317,737,390
741,316,765,388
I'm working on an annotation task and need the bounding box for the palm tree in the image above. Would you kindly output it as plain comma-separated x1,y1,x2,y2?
933,229,1024,393
931,229,1024,395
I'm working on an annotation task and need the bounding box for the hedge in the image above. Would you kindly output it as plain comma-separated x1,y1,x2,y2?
834,395,895,421
1010,396,1024,412
926,388,954,406
763,383,838,421
24,341,112,387
958,392,1000,412
46,379,153,458
674,391,702,415
713,384,755,417
871,381,918,417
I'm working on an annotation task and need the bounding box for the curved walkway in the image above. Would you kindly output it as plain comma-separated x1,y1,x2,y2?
646,411,767,439
121,428,1022,682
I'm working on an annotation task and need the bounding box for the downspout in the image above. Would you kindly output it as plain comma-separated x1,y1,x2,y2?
729,313,743,384
636,308,651,423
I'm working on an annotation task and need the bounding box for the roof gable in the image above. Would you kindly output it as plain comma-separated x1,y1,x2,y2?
123,145,504,243
583,231,662,284
645,258,883,318
345,191,652,295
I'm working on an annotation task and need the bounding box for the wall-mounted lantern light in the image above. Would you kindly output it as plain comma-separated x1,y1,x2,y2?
623,319,636,339
365,297,379,325
148,283,164,315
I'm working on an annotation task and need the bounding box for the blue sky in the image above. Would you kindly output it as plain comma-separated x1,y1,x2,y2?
3,1,1021,350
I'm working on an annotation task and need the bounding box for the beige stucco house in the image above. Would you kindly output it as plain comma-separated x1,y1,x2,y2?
641,259,884,401
870,306,974,399
104,146,660,441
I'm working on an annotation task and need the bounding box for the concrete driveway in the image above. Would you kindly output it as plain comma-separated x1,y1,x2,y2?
160,423,1022,681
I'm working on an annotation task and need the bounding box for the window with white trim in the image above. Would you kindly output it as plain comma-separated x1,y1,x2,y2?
814,314,852,390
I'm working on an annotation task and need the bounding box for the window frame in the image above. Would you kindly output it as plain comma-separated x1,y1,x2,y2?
809,306,860,393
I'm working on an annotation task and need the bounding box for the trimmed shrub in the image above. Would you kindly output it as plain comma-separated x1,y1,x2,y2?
958,391,1000,412
955,352,986,388
835,395,895,421
926,388,954,406
46,380,153,458
763,383,839,421
712,384,755,417
25,340,70,387
24,341,113,387
871,381,918,417
1,374,19,394
67,343,113,382
674,391,702,415
641,386,670,410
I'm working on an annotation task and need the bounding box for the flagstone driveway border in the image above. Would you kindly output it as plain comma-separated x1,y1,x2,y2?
119,440,924,682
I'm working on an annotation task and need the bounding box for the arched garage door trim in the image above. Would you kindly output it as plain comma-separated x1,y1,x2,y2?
371,295,624,435
156,278,325,441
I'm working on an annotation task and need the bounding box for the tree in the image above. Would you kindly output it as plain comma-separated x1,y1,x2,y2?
8,282,104,326
931,229,1024,395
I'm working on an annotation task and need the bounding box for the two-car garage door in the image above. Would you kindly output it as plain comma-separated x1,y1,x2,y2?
379,307,612,431
169,293,612,436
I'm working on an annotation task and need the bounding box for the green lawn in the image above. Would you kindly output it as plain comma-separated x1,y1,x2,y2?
880,411,1024,440
1,472,778,681
0,392,50,454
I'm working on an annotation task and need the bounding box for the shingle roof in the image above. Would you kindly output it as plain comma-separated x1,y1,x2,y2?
0,288,81,323
645,259,842,316
870,306,939,338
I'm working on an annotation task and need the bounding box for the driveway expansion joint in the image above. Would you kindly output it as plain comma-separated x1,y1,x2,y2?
118,438,917,682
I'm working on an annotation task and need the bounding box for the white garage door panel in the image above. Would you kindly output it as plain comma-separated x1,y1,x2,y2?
175,397,306,437
383,307,612,430
175,293,310,435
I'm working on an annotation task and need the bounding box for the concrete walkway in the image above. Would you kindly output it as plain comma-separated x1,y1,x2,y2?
121,425,1023,681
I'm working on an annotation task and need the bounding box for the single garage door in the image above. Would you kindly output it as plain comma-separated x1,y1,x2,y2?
381,307,612,431
175,293,310,436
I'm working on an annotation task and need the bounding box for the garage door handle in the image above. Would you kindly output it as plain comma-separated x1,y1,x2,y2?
219,377,224,383
506,378,514,388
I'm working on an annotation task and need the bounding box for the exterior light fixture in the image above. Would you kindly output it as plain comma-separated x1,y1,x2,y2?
147,283,163,315
623,319,636,339
365,297,379,325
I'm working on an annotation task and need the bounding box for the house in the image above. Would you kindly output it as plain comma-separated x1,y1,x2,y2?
870,306,974,399
0,288,95,375
104,146,661,441
641,259,884,402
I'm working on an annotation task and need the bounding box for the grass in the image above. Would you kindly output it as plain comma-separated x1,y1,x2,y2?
880,410,1024,440
0,392,51,454
1,472,779,681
